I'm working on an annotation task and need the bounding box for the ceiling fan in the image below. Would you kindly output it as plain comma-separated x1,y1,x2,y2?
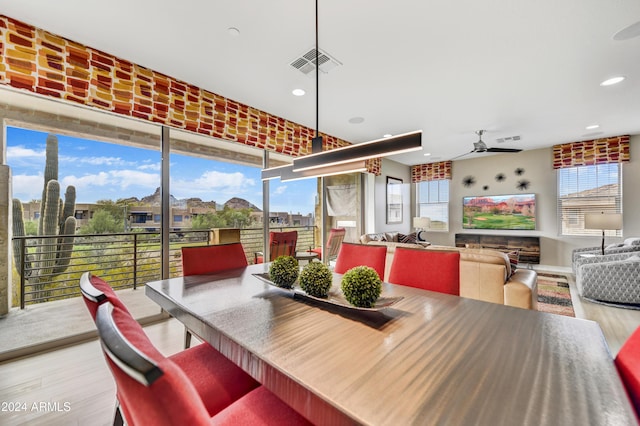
453,130,522,160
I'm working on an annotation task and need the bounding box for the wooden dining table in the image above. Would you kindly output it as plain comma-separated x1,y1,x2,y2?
145,263,637,425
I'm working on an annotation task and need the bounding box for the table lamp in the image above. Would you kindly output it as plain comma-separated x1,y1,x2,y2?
584,212,623,255
413,217,431,242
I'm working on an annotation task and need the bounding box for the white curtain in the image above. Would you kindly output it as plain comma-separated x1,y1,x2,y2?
326,184,356,216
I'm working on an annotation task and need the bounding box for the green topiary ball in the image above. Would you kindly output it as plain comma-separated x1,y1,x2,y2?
340,266,382,308
269,255,299,289
299,262,333,298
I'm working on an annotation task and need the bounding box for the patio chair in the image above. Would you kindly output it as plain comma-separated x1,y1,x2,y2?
181,242,248,348
254,231,298,263
309,228,346,261
615,326,640,416
79,273,259,425
94,302,310,426
388,248,460,296
334,242,387,280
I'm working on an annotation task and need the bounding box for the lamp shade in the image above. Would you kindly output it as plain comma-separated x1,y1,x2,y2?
413,217,431,229
584,213,623,230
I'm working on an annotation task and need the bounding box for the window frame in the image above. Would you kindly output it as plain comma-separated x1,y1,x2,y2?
415,179,450,232
557,163,623,237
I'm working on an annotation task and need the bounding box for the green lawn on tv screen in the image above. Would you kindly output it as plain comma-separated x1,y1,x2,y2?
463,213,535,230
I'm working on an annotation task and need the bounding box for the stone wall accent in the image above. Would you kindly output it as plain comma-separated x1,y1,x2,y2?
0,15,381,175
411,160,452,183
553,135,630,169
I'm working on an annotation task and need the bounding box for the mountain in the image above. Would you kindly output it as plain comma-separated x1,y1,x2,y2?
224,197,261,212
120,188,259,211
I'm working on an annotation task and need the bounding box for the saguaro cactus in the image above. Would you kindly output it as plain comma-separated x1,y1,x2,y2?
12,134,76,299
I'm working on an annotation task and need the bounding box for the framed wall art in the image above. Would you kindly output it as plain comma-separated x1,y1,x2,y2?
386,176,403,224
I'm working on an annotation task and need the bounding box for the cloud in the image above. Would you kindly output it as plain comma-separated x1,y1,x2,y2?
171,170,256,198
6,146,45,159
12,174,44,200
138,162,161,171
273,185,287,195
109,170,160,189
60,155,137,167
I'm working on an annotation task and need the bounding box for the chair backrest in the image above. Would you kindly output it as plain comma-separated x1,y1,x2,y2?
269,231,298,261
181,242,248,276
388,248,460,295
334,243,387,279
325,228,346,260
96,302,212,426
79,272,130,321
615,326,640,416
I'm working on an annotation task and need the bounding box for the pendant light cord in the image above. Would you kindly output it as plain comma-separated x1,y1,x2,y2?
315,0,319,139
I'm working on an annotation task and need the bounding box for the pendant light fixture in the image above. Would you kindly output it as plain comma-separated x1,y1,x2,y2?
261,0,422,181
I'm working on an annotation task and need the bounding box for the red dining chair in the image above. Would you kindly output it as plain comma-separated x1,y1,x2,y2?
255,231,298,263
615,326,640,416
309,228,346,261
334,242,387,280
80,272,260,425
94,302,310,426
388,248,460,295
181,242,248,348
182,243,248,276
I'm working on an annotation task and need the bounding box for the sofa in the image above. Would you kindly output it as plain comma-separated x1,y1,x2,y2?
360,232,538,310
573,251,640,305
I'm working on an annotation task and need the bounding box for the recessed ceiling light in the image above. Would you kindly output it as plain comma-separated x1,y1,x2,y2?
227,27,240,37
348,117,365,124
600,76,625,86
423,152,431,156
292,89,305,96
585,124,600,130
383,134,392,138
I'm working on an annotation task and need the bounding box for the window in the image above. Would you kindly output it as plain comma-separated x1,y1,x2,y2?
416,179,449,231
557,163,622,236
174,215,183,222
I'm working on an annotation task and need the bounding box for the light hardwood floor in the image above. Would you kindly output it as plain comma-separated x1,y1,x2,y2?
1,272,640,426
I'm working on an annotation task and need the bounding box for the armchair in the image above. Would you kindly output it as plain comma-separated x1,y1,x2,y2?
574,252,640,305
255,231,298,263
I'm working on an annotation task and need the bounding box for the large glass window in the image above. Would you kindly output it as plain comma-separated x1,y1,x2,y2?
557,163,622,236
416,179,449,231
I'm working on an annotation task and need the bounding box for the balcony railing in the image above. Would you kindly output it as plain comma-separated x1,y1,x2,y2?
12,226,316,308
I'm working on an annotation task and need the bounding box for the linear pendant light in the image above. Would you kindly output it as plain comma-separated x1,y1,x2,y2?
292,130,422,172
262,160,367,181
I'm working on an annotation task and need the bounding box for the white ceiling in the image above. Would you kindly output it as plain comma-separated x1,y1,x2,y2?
2,0,640,165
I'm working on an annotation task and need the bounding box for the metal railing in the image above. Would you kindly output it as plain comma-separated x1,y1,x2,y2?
12,226,316,308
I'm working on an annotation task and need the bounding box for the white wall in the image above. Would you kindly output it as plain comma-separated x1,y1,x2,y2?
372,135,640,267
373,159,413,234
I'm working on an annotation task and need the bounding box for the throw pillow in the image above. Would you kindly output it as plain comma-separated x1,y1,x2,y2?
398,233,417,244
606,243,625,250
369,233,387,242
485,246,520,276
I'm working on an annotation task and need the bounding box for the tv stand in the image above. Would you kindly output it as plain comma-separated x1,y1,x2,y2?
455,234,540,264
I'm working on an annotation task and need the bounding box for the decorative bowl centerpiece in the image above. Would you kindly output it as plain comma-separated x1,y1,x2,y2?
299,262,333,298
268,255,299,289
340,266,382,308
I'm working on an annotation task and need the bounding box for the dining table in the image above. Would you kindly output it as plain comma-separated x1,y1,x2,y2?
145,263,637,425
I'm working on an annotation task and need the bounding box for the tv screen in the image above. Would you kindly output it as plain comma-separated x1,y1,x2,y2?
462,193,536,230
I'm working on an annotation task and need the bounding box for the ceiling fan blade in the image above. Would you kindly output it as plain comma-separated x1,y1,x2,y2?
486,147,522,153
451,150,475,160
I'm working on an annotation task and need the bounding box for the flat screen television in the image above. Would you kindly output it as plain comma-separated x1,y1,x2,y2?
462,193,536,230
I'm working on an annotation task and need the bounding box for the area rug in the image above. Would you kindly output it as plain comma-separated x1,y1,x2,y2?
536,272,575,317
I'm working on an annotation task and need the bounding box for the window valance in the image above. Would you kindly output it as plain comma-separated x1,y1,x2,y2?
552,136,630,169
411,161,452,183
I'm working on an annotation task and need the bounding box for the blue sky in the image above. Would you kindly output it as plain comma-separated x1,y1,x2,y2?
6,126,316,215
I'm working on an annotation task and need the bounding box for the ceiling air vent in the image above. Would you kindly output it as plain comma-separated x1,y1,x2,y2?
496,135,521,144
290,48,342,76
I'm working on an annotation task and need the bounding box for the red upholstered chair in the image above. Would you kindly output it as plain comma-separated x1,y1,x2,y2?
255,231,298,263
95,302,310,426
388,248,460,295
615,326,640,416
309,228,346,261
80,273,260,425
181,243,248,276
334,242,387,280
181,242,248,347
